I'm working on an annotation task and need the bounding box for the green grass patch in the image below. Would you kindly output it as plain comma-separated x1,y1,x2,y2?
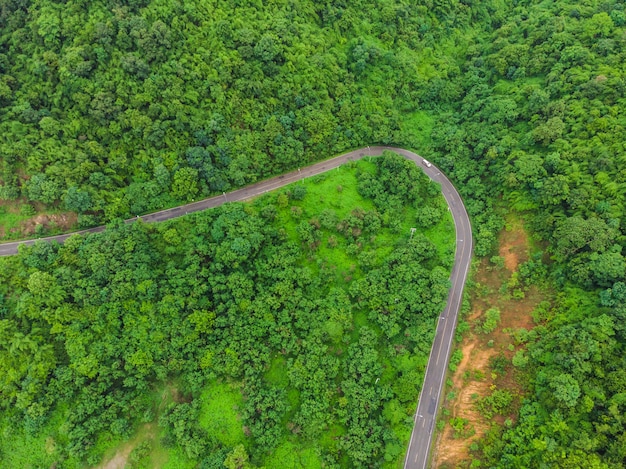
286,388,302,413
299,164,376,220
264,158,454,287
90,384,197,469
198,381,245,447
424,208,456,260
0,409,80,469
262,440,323,469
0,208,33,238
400,110,436,148
318,423,347,452
265,355,290,387
161,446,196,469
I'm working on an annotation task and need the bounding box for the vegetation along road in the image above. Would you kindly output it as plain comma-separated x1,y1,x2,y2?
0,146,473,467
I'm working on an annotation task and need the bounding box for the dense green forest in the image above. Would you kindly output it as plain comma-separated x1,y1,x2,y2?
0,0,480,232
1,0,626,467
431,1,626,467
0,155,455,467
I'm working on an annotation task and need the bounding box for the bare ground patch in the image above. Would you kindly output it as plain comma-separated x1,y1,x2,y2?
95,423,157,469
432,217,543,468
15,212,78,236
498,218,529,272
95,383,185,469
96,441,135,469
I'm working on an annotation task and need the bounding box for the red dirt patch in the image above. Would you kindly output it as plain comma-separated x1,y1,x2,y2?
498,220,529,272
432,217,543,468
16,212,78,236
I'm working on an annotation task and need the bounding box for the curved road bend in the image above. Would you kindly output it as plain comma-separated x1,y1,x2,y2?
0,146,473,468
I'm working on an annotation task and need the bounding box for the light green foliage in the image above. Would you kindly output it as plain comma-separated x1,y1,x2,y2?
224,444,251,469
489,256,505,270
0,407,80,469
198,382,245,448
449,349,463,372
262,441,322,469
265,356,290,387
449,417,475,439
128,440,152,468
475,389,514,420
171,168,200,202
481,308,501,334
511,350,528,369
550,373,581,409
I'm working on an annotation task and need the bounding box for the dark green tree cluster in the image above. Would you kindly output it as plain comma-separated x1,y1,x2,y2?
420,1,626,467
0,0,486,226
429,0,626,284
0,154,452,467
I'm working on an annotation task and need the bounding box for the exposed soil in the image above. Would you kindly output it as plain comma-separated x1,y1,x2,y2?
95,423,157,469
0,198,78,239
498,218,529,272
95,384,184,469
96,442,135,469
15,212,78,237
432,217,543,468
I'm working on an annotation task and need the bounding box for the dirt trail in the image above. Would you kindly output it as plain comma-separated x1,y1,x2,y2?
432,218,542,467
93,384,185,469
95,423,157,469
97,444,134,469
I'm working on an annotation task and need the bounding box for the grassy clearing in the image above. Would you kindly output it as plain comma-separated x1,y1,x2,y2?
0,408,80,469
265,355,290,387
272,161,376,244
94,422,174,469
161,447,195,469
0,201,78,240
262,440,322,469
269,158,454,286
424,208,456,260
299,162,377,220
0,207,32,236
318,423,346,451
400,110,436,148
89,382,197,469
198,381,245,448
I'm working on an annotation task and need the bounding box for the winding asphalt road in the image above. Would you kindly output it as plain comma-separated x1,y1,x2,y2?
0,146,472,468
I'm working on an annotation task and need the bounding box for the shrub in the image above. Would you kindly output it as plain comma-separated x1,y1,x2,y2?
481,308,501,334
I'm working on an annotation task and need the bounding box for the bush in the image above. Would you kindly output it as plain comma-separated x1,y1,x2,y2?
475,389,513,419
489,255,505,269
481,308,501,334
291,184,307,200
449,349,463,372
21,204,36,216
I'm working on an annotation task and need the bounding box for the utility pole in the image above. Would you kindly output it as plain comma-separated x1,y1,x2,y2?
410,227,416,239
